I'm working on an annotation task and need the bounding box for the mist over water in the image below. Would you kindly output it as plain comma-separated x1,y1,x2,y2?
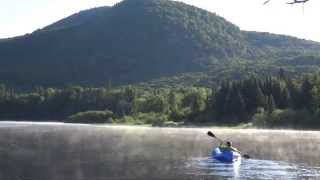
0,122,319,180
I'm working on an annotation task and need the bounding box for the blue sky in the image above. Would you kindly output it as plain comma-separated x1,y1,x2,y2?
1,0,320,42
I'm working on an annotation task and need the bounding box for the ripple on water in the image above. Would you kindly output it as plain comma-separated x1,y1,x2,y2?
184,157,320,180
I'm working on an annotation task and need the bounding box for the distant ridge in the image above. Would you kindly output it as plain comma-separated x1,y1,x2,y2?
41,6,111,32
0,0,319,89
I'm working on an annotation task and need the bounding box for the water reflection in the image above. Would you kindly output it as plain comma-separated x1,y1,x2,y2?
0,122,320,180
185,157,320,179
186,157,241,178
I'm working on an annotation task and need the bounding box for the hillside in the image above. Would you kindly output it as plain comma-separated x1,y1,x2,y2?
244,31,320,59
0,0,320,89
40,6,111,32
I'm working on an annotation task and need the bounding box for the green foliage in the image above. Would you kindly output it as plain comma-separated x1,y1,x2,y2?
265,95,276,114
252,108,318,128
224,87,247,122
209,72,320,128
41,7,111,32
68,110,114,123
300,76,316,113
1,0,320,128
142,95,167,113
0,0,245,88
0,84,210,124
1,71,320,128
168,90,178,112
118,112,168,126
182,89,207,113
0,0,320,89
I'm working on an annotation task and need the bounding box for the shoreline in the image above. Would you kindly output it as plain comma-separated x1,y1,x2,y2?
0,120,320,132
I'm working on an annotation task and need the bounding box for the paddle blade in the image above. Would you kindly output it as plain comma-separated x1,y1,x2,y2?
207,131,215,138
243,154,250,159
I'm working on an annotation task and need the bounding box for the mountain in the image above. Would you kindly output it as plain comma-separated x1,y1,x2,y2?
0,0,320,89
243,31,320,58
40,6,111,32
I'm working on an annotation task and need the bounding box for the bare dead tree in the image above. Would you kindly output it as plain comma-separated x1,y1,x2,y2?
287,0,310,4
264,0,310,5
263,0,271,5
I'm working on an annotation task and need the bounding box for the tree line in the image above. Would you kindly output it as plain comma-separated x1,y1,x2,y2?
209,70,320,127
0,70,320,128
0,84,209,124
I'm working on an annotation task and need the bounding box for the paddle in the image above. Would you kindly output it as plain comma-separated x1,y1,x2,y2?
207,131,250,159
207,131,224,144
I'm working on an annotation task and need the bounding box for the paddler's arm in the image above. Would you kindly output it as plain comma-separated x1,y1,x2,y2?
231,147,241,154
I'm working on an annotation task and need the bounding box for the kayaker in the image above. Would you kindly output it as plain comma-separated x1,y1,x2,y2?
207,131,250,159
219,141,241,154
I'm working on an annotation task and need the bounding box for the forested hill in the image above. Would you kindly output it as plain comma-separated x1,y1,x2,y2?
40,6,111,32
0,0,320,89
243,31,320,58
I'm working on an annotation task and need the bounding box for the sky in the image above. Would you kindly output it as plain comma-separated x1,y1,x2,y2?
1,0,320,42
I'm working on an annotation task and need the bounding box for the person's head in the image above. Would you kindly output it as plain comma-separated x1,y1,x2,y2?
226,141,232,147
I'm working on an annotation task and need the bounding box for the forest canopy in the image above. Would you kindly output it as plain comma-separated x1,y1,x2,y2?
1,70,320,129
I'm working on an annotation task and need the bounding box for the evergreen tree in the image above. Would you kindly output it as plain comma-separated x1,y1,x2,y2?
300,76,315,113
287,79,302,109
123,86,136,103
278,86,290,109
263,76,273,96
271,79,282,108
168,90,178,113
213,81,230,118
278,68,287,81
223,85,247,122
241,78,266,114
266,95,276,114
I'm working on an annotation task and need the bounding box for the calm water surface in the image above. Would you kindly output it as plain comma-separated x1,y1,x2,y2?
0,122,319,180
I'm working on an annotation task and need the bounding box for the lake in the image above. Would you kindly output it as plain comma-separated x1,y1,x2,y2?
0,122,319,180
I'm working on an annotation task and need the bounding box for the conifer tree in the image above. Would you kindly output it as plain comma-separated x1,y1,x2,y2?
301,76,315,113
213,81,230,118
287,79,302,109
224,85,247,121
266,95,276,114
278,86,290,109
241,78,266,113
168,90,178,113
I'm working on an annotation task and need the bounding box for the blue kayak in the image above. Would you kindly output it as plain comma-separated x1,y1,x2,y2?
212,147,241,163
